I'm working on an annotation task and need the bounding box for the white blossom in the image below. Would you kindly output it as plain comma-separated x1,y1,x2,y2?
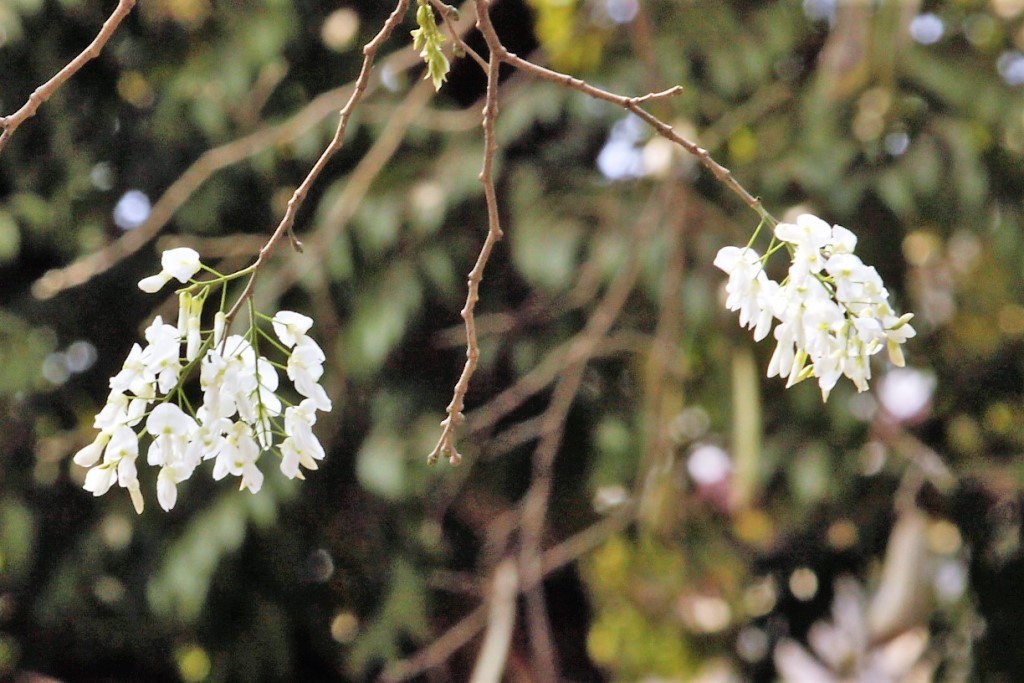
288,336,332,411
73,247,334,513
138,247,202,292
280,399,326,479
715,214,916,401
272,311,314,348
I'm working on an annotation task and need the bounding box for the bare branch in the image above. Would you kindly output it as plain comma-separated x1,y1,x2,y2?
429,0,490,71
0,0,136,155
471,3,776,226
377,606,489,683
427,44,504,466
30,4,479,300
469,559,519,683
384,507,636,683
222,0,413,331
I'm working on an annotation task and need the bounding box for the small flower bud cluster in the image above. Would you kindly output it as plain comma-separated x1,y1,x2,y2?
73,248,331,513
411,0,450,91
714,214,916,401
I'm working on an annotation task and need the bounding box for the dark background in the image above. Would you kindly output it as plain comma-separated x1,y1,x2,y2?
3,0,1024,680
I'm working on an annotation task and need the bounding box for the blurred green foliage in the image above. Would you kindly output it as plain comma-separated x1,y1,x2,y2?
3,0,1024,681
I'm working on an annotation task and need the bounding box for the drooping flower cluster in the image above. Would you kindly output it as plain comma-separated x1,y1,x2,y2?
72,248,331,513
714,214,916,401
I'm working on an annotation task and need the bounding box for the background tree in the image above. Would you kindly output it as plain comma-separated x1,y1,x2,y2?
2,0,1024,681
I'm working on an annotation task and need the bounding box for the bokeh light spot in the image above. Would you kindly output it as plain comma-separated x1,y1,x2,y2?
909,13,944,45
687,444,731,486
789,567,818,601
176,644,212,683
321,8,360,52
330,612,359,643
113,190,152,230
605,0,638,24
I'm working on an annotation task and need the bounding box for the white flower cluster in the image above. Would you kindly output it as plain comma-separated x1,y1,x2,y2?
72,248,331,513
714,214,916,401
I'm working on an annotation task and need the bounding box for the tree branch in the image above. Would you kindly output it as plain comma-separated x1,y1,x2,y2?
469,558,519,683
0,0,136,155
427,41,504,466
222,0,413,332
31,2,480,300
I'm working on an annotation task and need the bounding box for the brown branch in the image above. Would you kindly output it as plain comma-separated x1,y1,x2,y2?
514,226,646,682
377,605,489,683
305,80,437,254
471,3,775,226
29,7,470,301
0,0,136,155
430,0,781,461
469,558,519,683
222,0,413,331
427,43,505,466
429,0,490,72
384,506,636,683
242,76,440,313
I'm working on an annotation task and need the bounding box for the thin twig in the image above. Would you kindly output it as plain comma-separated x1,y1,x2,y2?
30,6,476,300
247,76,441,311
471,3,775,226
385,507,636,683
469,558,519,683
429,0,490,71
0,0,136,155
378,606,489,683
430,0,781,461
222,0,413,332
426,44,504,466
514,233,646,682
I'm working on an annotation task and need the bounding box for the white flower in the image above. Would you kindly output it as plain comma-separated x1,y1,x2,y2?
288,337,332,411
715,214,916,401
73,432,109,467
280,399,325,478
183,293,205,361
213,421,263,493
94,390,146,433
109,343,153,395
75,261,333,511
138,248,202,292
84,465,117,497
141,316,183,394
83,425,143,513
146,406,197,484
213,311,227,346
272,311,314,348
775,214,832,251
776,214,833,283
